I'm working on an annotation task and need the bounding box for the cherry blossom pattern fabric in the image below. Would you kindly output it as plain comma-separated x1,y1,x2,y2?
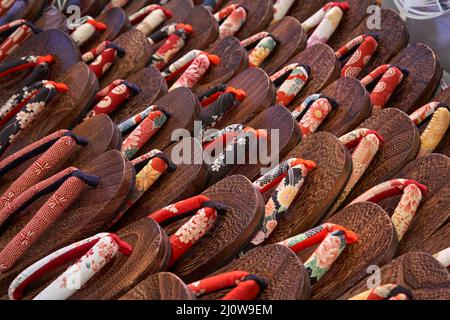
162,49,200,81
70,16,107,47
409,102,450,158
271,64,310,107
349,284,413,300
0,130,88,212
360,64,406,112
214,4,247,39
302,2,349,48
335,34,379,78
0,81,69,153
202,123,246,154
272,0,295,23
0,0,14,15
0,167,100,272
9,233,132,300
245,158,316,251
0,54,53,78
82,41,125,78
111,150,176,226
117,105,158,134
121,106,168,160
148,195,226,266
247,35,277,68
291,94,337,137
350,179,428,240
433,248,450,269
169,52,220,91
278,223,358,284
129,5,172,36
328,128,384,215
188,271,268,300
150,24,192,70
85,79,141,119
0,19,41,62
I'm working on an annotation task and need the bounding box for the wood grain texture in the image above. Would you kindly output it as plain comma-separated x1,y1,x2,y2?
0,29,80,103
111,66,168,124
161,0,194,25
340,252,450,300
80,7,130,54
288,0,329,23
34,5,68,31
262,17,307,76
225,106,302,182
338,9,408,79
307,202,397,300
410,221,450,258
265,132,352,244
435,88,450,157
71,218,171,300
0,114,119,197
114,138,210,229
199,245,310,300
165,5,219,61
193,36,247,94
0,150,134,295
168,175,265,283
0,63,98,155
374,154,450,257
318,77,372,137
326,0,376,50
283,43,341,107
99,29,152,88
120,272,195,300
212,67,276,128
385,44,442,114
338,108,421,208
133,87,200,157
222,0,274,40
81,0,110,17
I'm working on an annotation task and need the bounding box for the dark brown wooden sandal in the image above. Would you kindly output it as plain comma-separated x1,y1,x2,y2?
0,149,134,295
121,244,309,300
341,251,450,300
34,5,68,31
0,29,80,102
0,114,120,196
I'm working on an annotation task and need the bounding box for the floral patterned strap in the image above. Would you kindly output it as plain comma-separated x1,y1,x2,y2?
410,103,450,158
349,284,413,300
350,179,428,240
0,131,88,210
216,5,247,39
150,25,192,70
202,123,247,152
148,195,227,266
121,106,168,160
328,129,384,215
275,65,310,107
270,63,299,84
82,41,125,78
272,0,295,23
9,233,132,300
161,49,201,81
247,158,316,249
133,5,172,36
292,94,338,137
129,4,172,25
214,4,238,21
248,36,277,68
188,271,268,300
198,84,228,106
85,80,141,119
302,2,349,48
278,223,358,284
241,31,270,49
70,16,107,47
0,0,15,15
360,64,407,112
111,151,176,226
336,34,379,78
0,54,53,78
0,19,41,63
117,105,157,134
0,168,100,272
433,247,450,269
169,52,220,91
0,81,69,154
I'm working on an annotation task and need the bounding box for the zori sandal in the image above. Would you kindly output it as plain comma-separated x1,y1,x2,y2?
0,149,134,294
121,244,310,300
334,9,408,79
341,250,450,300
0,19,42,63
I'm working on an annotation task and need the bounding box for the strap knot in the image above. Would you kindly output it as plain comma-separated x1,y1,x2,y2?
109,234,133,255
242,274,268,291
366,129,385,144
225,87,246,101
87,19,108,31
154,152,177,173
